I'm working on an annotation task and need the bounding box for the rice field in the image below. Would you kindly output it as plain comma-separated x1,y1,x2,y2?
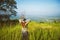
0,21,60,40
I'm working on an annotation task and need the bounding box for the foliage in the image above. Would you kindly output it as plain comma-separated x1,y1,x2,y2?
0,21,60,40
0,0,17,21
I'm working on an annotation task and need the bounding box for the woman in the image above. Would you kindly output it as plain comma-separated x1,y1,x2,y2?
19,18,30,40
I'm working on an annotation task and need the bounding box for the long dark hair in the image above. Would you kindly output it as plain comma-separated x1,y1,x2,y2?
23,18,26,21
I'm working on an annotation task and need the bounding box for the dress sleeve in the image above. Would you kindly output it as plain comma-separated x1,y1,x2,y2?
19,19,21,23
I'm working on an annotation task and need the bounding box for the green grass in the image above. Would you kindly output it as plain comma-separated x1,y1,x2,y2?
0,21,60,40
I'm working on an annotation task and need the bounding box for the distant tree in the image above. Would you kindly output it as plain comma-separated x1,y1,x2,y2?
0,0,17,21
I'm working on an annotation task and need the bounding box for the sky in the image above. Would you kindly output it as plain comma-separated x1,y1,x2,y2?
15,0,60,19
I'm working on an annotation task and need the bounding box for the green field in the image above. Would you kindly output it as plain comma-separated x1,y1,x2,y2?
0,21,60,40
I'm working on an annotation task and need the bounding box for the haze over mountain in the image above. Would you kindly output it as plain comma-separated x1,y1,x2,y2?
11,0,60,20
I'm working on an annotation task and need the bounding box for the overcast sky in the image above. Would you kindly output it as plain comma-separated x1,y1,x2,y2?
15,0,60,17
